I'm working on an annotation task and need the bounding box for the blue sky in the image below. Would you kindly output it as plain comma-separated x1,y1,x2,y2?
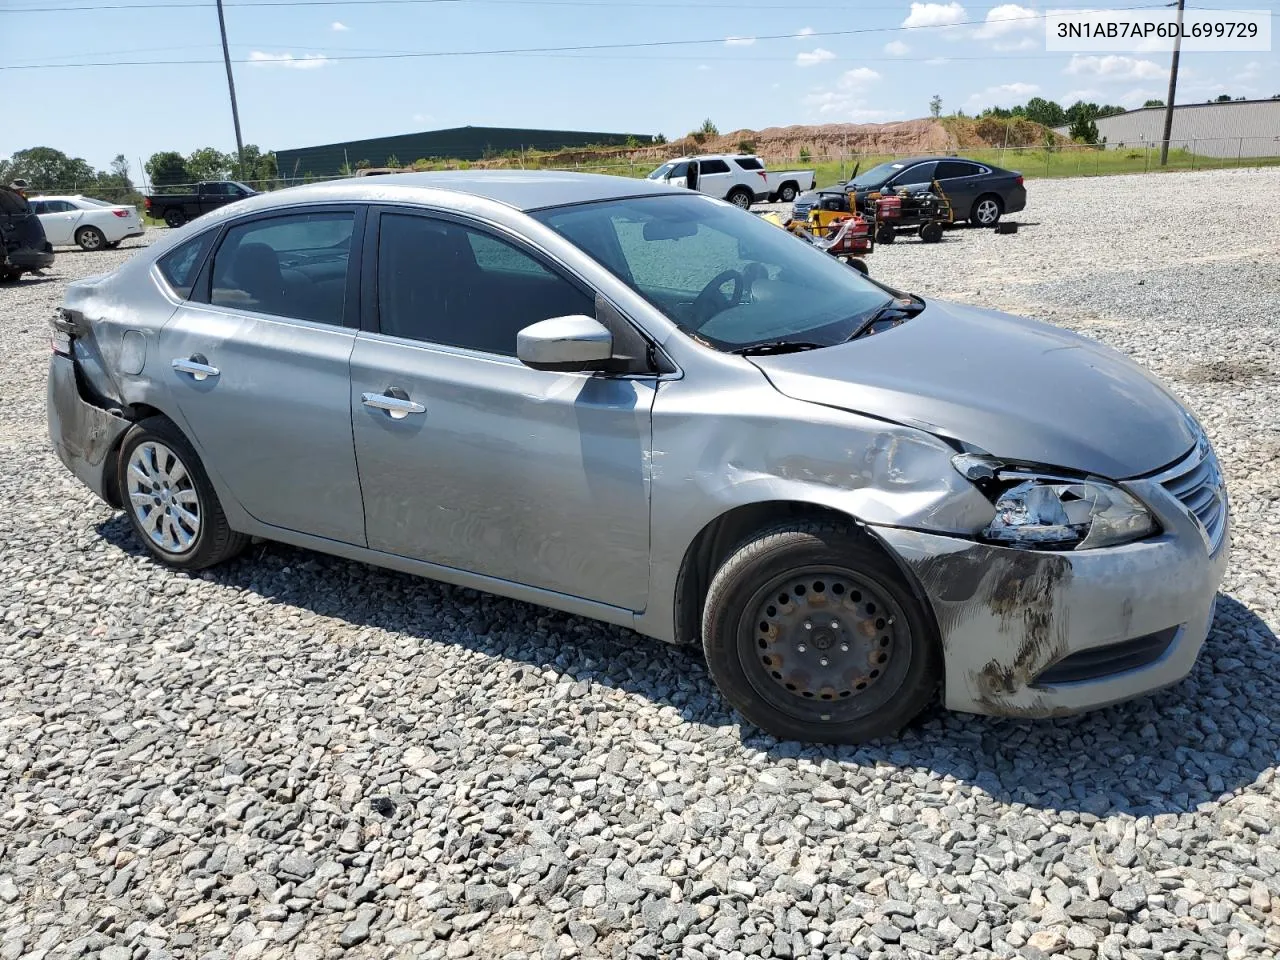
3,1,1275,172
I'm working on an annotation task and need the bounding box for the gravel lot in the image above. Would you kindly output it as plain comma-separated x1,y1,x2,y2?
2,169,1279,960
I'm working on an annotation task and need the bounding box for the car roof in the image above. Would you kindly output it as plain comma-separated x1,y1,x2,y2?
255,170,683,212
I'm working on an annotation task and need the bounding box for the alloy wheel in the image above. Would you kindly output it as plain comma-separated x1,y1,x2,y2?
976,199,1000,225
126,441,201,554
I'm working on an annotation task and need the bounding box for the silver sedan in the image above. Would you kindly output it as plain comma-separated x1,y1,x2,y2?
47,171,1229,743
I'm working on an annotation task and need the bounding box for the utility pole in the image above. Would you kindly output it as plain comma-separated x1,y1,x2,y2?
216,0,246,178
1159,0,1185,166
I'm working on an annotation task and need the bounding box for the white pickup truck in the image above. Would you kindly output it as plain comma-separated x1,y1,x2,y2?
646,154,817,208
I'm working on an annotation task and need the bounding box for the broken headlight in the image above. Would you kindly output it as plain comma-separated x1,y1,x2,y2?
953,455,1156,550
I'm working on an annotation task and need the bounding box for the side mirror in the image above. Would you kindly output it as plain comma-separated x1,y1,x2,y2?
517,315,613,372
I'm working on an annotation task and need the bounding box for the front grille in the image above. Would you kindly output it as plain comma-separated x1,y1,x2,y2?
1156,438,1228,552
1033,627,1178,686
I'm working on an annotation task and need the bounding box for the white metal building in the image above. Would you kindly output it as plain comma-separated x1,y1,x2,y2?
1054,98,1280,158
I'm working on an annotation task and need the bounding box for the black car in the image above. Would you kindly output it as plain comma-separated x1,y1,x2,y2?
0,185,55,282
793,156,1026,228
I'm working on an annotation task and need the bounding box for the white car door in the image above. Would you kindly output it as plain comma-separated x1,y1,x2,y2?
35,200,82,245
696,158,734,199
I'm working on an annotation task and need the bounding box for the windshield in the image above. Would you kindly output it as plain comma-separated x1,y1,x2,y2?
532,194,891,352
850,161,907,188
647,161,688,181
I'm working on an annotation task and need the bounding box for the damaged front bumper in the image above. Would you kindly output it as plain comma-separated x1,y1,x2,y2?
47,353,129,505
871,467,1229,718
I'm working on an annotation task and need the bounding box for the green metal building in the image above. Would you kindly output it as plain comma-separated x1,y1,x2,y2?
275,125,654,181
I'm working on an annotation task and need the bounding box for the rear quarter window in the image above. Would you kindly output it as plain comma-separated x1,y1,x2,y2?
735,158,764,171
157,231,217,299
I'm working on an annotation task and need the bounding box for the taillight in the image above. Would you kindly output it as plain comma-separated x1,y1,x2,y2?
51,308,78,356
112,209,130,218
1015,175,1024,186
144,197,152,211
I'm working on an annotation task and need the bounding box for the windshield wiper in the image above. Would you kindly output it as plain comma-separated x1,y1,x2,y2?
845,296,926,342
731,340,825,356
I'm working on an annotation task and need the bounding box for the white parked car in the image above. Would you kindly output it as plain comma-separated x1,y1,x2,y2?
647,155,817,208
29,195,145,251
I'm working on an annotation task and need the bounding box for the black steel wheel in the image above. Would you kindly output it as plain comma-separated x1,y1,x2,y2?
702,522,940,743
919,221,944,243
876,224,896,244
847,257,869,275
163,208,187,228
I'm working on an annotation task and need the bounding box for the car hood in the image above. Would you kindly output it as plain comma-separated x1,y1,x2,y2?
749,299,1196,480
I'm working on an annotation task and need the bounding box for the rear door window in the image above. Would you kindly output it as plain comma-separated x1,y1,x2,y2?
208,211,355,324
700,159,732,175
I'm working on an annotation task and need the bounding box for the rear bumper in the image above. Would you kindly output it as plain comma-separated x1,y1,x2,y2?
47,354,129,505
871,472,1229,718
1004,187,1027,214
6,245,55,270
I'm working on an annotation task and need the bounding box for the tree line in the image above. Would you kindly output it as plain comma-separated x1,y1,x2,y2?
0,145,280,202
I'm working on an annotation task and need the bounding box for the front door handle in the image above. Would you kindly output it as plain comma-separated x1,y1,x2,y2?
172,355,220,381
362,390,426,420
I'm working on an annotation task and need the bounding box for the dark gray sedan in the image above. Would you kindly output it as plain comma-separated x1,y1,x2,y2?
47,171,1225,744
794,156,1028,228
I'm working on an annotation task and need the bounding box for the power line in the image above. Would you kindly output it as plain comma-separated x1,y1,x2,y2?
0,3,1174,69
3,0,1189,11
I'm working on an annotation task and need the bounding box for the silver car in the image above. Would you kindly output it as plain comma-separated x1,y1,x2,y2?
47,172,1229,743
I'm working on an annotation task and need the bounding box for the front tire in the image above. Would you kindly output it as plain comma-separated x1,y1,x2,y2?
970,194,1003,228
701,522,940,743
76,226,106,251
163,208,187,228
727,188,753,209
919,221,944,243
116,417,248,570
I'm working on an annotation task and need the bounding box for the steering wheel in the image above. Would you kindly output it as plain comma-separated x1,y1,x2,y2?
690,269,746,329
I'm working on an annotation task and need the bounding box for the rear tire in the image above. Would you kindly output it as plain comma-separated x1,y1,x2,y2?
116,416,249,570
0,266,22,283
75,226,106,251
970,194,1003,228
848,258,869,275
701,521,940,743
727,188,753,209
777,183,798,203
163,208,187,228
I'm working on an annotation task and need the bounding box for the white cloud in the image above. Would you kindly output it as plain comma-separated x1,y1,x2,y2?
248,51,329,69
725,36,756,46
697,64,712,72
796,48,837,67
804,67,886,118
330,20,348,31
965,81,1040,108
884,40,910,56
993,36,1038,51
902,2,966,28
796,26,815,39
1065,55,1164,81
973,4,1038,38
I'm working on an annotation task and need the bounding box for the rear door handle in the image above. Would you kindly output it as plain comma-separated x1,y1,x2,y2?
172,355,219,381
362,391,426,420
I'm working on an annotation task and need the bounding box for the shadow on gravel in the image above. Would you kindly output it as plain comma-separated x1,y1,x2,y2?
97,514,1277,817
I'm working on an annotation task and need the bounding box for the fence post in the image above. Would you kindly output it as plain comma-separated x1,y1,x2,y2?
1095,148,1100,176
1191,139,1197,171
1237,137,1243,168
